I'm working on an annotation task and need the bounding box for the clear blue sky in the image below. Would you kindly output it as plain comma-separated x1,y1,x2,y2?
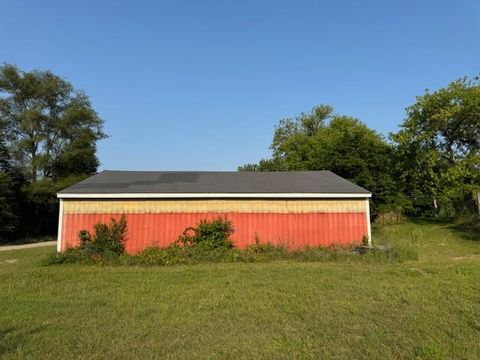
1,0,479,171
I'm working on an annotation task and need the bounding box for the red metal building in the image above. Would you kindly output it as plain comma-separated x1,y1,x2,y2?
57,171,371,253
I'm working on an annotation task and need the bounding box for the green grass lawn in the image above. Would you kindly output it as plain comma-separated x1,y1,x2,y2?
1,220,479,359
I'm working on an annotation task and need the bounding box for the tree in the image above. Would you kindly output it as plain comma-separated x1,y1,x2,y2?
0,64,106,182
392,76,480,216
0,135,17,241
0,172,16,241
238,158,284,172
239,105,405,216
0,131,12,173
0,64,106,238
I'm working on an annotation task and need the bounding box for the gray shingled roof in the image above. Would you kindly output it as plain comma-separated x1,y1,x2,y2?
58,170,370,195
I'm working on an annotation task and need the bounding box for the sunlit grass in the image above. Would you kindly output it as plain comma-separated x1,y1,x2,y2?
1,220,479,359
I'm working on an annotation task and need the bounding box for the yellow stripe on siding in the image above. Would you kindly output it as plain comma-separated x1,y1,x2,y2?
63,199,367,214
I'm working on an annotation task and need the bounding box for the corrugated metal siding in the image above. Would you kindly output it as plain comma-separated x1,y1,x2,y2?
61,212,368,253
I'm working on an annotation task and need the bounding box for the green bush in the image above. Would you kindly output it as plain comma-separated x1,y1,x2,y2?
176,218,234,249
45,215,127,264
45,217,418,266
78,215,127,257
42,248,94,265
127,218,238,266
127,247,170,266
131,244,241,266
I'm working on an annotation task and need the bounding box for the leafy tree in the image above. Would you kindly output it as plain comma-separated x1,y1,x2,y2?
392,76,480,216
239,105,405,216
0,135,17,241
0,64,106,238
0,132,12,173
0,64,105,182
0,172,16,241
238,158,284,171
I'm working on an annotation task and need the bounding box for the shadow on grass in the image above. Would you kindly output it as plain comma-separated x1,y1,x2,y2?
0,325,44,356
408,217,480,242
449,223,480,242
407,217,452,226
0,326,20,356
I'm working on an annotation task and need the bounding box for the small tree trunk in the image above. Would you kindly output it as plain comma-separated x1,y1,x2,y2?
30,139,37,182
477,193,480,216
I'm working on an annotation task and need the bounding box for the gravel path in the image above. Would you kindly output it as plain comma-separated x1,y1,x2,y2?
0,241,57,252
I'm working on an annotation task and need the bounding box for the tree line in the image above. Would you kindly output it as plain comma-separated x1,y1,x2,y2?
0,64,479,242
0,64,105,242
239,77,480,220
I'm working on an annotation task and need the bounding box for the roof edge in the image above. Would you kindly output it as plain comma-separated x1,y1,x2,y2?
58,192,372,199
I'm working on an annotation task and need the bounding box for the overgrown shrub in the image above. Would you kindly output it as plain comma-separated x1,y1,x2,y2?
130,245,241,266
130,239,412,266
78,216,127,257
129,219,237,266
45,215,127,264
375,209,405,226
45,216,418,266
176,218,234,249
43,247,94,265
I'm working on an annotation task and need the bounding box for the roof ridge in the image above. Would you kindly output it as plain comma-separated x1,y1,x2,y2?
99,170,332,173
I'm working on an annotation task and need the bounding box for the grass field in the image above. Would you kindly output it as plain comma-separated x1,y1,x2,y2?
1,220,479,359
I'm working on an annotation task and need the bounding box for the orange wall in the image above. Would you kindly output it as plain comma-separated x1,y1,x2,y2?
60,211,368,253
